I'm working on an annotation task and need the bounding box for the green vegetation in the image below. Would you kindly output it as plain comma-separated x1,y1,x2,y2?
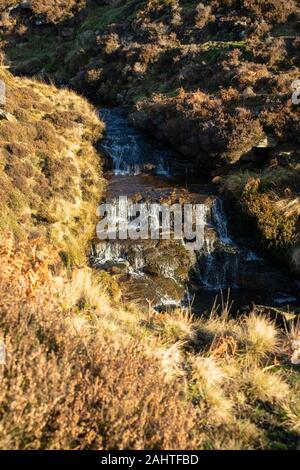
80,1,145,32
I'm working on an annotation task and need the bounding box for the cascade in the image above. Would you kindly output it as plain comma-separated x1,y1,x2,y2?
93,108,298,310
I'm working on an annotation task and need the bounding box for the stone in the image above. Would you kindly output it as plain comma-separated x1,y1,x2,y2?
0,110,17,122
13,57,43,75
60,27,75,40
236,262,296,292
255,134,278,149
99,260,130,274
20,1,32,9
110,262,130,274
76,30,95,48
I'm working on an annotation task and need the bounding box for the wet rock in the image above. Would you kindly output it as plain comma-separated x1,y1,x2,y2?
13,57,43,75
122,273,185,310
110,262,130,274
255,134,278,149
141,163,156,174
60,27,75,40
100,260,130,274
236,262,296,292
76,30,95,48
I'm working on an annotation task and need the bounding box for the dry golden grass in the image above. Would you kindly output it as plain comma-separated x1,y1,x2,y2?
275,198,300,218
0,235,202,450
243,313,280,359
0,66,105,265
1,235,299,450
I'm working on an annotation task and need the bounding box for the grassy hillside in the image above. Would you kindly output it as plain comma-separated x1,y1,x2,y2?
0,55,105,265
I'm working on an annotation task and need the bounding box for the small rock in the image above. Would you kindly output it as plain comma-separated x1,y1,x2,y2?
256,134,278,149
99,260,130,274
212,175,222,184
76,30,95,48
0,110,17,122
20,1,33,9
60,27,75,40
13,57,43,75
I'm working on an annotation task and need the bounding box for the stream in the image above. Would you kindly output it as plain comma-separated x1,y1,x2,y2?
93,108,299,315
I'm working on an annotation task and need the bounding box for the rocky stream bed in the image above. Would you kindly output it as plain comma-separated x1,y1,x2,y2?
92,108,300,315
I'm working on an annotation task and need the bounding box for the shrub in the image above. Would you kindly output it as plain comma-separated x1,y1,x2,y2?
195,3,212,28
29,0,87,24
131,91,264,166
243,0,295,25
241,178,299,264
213,0,295,25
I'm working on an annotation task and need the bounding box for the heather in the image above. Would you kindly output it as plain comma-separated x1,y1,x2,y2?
0,234,299,449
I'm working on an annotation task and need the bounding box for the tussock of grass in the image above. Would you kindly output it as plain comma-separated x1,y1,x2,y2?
243,313,280,359
243,367,290,403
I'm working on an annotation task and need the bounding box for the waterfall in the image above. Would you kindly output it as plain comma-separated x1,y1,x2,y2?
94,108,298,310
97,107,241,292
97,108,248,293
211,198,232,244
99,108,171,176
196,198,239,290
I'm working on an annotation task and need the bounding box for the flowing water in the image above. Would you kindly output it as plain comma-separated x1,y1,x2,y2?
93,108,299,314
